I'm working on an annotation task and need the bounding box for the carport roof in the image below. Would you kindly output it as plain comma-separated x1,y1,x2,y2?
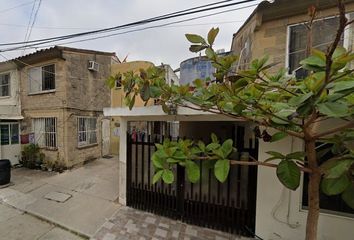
103,105,244,122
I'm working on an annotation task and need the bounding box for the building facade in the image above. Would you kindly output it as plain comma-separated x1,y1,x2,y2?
15,46,116,168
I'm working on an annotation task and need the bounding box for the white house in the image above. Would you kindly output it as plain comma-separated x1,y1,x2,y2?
0,61,22,165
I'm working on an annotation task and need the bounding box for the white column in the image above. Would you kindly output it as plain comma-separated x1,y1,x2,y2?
118,117,127,205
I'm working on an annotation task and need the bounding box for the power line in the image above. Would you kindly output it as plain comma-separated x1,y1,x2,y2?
0,0,37,14
25,0,42,46
0,0,258,49
0,2,258,52
0,19,247,30
22,0,38,55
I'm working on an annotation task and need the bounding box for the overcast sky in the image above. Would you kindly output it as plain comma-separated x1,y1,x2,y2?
0,0,262,69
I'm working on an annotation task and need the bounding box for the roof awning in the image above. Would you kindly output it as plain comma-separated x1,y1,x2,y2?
104,105,244,122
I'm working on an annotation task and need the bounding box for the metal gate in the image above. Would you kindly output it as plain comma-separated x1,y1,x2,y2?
126,126,258,236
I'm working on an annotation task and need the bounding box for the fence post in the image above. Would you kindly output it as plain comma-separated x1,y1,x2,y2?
177,164,185,218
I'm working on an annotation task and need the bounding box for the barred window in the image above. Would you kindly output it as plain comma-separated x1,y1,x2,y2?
32,118,57,148
0,73,10,97
28,64,55,93
77,117,97,147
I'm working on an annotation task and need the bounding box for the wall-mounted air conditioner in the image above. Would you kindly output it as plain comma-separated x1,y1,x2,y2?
88,61,99,72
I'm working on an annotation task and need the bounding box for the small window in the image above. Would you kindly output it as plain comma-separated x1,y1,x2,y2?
29,64,55,93
0,73,10,97
115,76,122,88
77,117,97,147
288,16,344,78
0,123,19,145
32,118,57,148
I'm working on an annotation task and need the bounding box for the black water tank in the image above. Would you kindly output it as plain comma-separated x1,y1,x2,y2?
0,159,11,185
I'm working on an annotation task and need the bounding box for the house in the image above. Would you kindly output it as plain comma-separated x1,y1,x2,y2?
12,46,117,168
103,1,354,239
109,61,179,155
0,61,22,165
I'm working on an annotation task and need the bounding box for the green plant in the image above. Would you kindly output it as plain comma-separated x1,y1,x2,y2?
21,144,42,169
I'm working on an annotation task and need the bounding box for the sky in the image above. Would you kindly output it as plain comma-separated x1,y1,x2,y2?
0,0,263,69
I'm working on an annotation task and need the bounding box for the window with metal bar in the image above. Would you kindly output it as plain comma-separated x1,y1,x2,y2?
0,73,10,97
32,118,57,148
28,64,55,93
77,117,97,147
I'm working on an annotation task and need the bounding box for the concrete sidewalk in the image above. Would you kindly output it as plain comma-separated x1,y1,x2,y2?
0,157,120,239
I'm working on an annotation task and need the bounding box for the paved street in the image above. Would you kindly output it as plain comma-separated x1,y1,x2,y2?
0,203,84,240
93,207,251,240
0,157,252,240
0,157,120,239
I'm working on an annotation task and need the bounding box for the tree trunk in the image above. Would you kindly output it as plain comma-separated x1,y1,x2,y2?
305,140,320,240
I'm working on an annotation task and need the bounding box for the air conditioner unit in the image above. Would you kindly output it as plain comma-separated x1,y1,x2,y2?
88,61,99,72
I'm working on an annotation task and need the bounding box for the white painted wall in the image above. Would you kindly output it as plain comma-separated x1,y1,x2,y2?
0,69,21,117
256,133,354,240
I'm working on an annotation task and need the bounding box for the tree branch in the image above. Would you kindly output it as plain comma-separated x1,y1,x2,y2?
314,120,354,138
228,160,312,173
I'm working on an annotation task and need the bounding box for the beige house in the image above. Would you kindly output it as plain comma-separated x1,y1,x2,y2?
13,46,117,168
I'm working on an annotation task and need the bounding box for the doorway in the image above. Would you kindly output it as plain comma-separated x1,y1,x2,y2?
0,122,20,165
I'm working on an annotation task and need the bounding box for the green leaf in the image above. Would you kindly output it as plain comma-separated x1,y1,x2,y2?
167,158,180,163
266,151,285,159
286,151,306,161
332,46,347,59
153,170,163,184
205,48,216,60
207,27,219,45
206,142,220,152
185,34,206,44
300,55,326,68
189,45,207,53
276,160,300,190
342,184,354,209
211,133,218,143
186,160,200,183
271,132,288,142
321,174,350,196
140,83,150,101
152,153,164,169
127,95,136,110
332,81,354,93
221,139,233,158
162,169,174,184
324,159,354,179
197,141,206,152
155,143,163,150
288,92,313,107
172,150,187,160
317,102,349,117
214,159,230,183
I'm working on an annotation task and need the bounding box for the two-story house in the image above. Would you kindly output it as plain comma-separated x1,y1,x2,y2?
231,0,354,239
0,61,22,165
13,46,116,168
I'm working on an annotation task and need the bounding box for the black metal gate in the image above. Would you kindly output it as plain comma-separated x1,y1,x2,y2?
126,126,258,237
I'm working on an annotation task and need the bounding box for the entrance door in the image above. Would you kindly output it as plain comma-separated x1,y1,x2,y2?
0,123,20,165
101,119,110,156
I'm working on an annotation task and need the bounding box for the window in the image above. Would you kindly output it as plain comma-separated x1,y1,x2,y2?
32,118,57,148
28,64,55,93
0,123,19,145
287,16,345,78
115,75,122,88
302,143,354,217
77,117,97,147
0,73,10,97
